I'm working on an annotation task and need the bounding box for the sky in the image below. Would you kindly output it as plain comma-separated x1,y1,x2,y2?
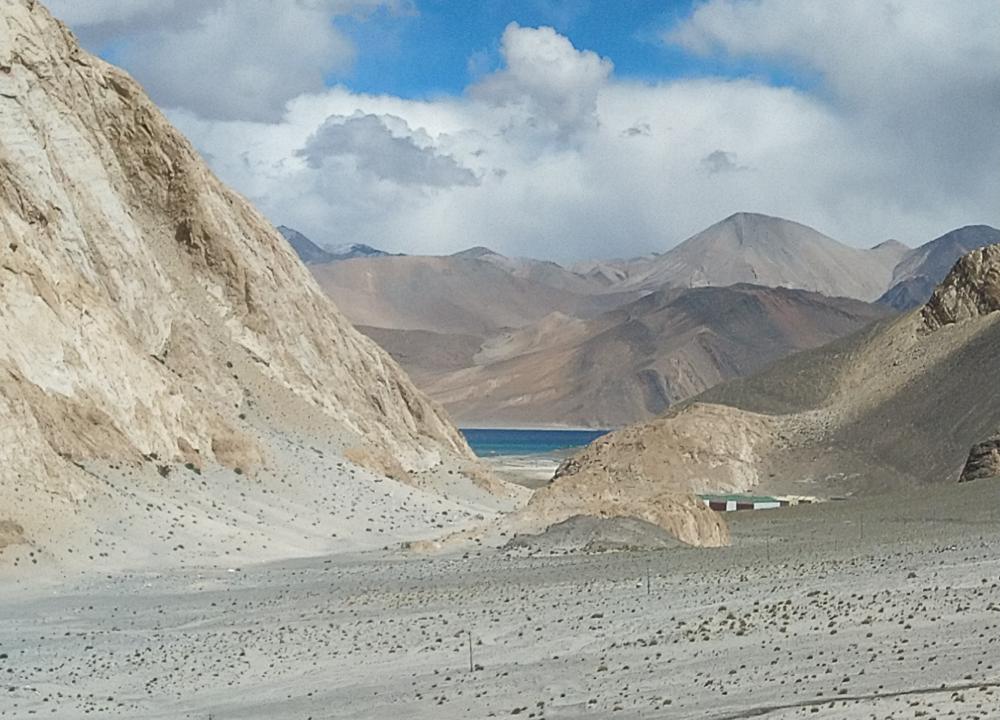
49,0,1000,261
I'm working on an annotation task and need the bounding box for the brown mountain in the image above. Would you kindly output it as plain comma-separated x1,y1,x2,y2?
415,284,891,428
543,243,1000,532
0,1,511,569
623,213,908,300
310,251,634,336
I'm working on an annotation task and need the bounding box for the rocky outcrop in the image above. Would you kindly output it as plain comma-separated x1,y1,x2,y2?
922,244,1000,329
518,403,784,546
0,1,473,554
552,403,777,495
518,484,729,548
960,432,1000,482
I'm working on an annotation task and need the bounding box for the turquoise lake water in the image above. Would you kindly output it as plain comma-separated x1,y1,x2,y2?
460,428,609,457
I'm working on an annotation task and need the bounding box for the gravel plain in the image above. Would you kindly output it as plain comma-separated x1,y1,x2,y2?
3,480,1000,719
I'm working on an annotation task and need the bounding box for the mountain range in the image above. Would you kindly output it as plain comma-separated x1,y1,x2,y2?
543,243,1000,527
295,214,997,427
309,249,632,336
415,285,890,427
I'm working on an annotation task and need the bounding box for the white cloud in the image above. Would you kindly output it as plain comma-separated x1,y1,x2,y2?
471,23,613,147
54,4,1000,260
50,0,408,122
46,0,206,32
668,0,1000,203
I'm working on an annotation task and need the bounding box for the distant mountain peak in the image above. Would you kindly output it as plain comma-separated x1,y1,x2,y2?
632,212,900,301
702,212,822,245
871,239,909,252
453,246,501,258
277,225,334,265
278,226,397,263
329,242,395,259
721,211,782,223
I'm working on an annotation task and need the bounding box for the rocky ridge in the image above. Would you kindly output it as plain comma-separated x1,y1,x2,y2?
418,284,890,427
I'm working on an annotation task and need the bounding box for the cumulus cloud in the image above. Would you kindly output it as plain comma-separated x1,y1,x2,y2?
471,23,613,147
56,4,1000,260
298,113,478,187
49,0,407,122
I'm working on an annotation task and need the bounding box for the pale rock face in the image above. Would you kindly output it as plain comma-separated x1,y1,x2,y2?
0,0,471,548
922,244,1000,329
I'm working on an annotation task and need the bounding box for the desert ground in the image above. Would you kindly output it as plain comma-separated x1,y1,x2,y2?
3,479,1000,719
482,453,567,489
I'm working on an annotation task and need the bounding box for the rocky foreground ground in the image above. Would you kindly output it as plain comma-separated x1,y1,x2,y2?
3,479,1000,719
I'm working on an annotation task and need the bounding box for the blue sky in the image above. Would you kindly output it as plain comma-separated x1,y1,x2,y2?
338,1,809,99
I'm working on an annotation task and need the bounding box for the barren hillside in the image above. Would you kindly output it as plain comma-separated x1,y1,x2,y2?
0,0,519,570
311,252,635,335
418,284,891,427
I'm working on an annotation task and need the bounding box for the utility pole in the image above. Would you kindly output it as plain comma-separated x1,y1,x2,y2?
468,630,474,672
646,563,651,596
